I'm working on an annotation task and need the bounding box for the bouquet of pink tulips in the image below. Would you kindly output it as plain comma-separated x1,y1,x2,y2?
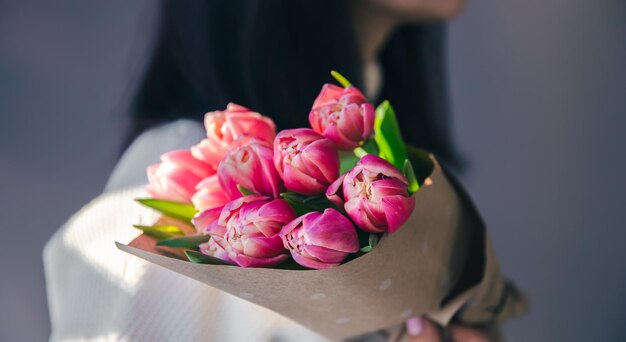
118,72,527,339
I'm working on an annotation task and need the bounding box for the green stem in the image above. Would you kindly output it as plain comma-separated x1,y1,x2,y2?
353,147,369,158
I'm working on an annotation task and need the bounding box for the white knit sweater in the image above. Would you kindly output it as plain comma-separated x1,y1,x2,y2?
43,121,336,342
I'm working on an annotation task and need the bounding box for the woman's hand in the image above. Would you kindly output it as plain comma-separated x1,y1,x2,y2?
405,317,492,342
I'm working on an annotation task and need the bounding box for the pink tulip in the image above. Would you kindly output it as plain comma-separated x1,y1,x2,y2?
273,128,340,195
280,209,359,269
191,103,276,169
146,150,214,203
191,174,231,212
326,154,415,234
218,138,283,199
309,84,375,150
199,239,233,263
201,195,296,268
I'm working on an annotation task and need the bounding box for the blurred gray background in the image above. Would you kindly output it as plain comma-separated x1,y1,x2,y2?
1,1,624,341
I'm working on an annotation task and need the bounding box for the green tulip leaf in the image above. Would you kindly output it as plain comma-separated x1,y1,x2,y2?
237,185,254,196
361,138,380,155
184,250,236,266
133,225,184,240
283,198,310,216
405,143,436,184
368,234,380,249
135,198,197,223
403,159,420,194
281,192,337,216
301,194,323,204
339,151,360,174
360,234,380,253
157,234,211,249
280,191,309,203
281,192,310,216
374,101,408,170
330,70,352,87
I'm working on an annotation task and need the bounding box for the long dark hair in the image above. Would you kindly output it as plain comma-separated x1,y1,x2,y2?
130,1,460,167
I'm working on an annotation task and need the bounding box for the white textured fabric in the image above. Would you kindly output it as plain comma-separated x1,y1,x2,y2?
43,120,329,342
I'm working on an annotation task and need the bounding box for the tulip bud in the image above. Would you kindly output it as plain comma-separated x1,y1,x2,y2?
273,128,340,195
191,175,230,212
203,195,296,268
146,150,214,203
309,84,375,150
326,154,415,234
218,138,283,199
191,103,276,169
280,209,359,269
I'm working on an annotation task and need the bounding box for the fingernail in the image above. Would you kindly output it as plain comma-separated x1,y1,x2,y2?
406,316,424,336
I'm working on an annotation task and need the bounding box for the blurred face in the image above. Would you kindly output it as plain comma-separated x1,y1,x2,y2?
366,0,466,21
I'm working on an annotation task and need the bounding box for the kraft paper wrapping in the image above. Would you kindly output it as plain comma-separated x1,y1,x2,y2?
117,154,528,340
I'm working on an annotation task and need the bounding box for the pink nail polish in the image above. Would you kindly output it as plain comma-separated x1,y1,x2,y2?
406,316,424,336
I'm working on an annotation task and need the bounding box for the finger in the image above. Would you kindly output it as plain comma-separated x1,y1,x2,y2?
450,325,492,342
405,316,442,342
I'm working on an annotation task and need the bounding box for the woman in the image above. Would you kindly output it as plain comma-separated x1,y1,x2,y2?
45,0,491,341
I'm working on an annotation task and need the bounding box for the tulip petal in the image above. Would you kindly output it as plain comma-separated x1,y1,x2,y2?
192,206,224,234
219,195,266,226
304,209,359,253
339,103,365,142
199,240,233,263
345,197,385,233
161,150,214,179
311,83,345,108
361,103,375,138
355,155,407,182
257,199,296,225
325,174,346,207
208,234,230,251
204,103,276,144
322,122,359,150
381,195,416,233
283,164,326,195
361,199,386,226
241,235,285,258
191,138,224,170
279,214,306,239
218,142,283,199
290,250,340,269
191,175,230,212
166,168,203,199
191,186,229,212
303,244,348,264
301,139,340,183
252,144,283,198
369,178,410,201
308,110,324,136
343,86,368,100
233,253,289,268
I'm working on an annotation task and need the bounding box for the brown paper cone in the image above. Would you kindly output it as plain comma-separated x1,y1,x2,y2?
117,153,527,340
